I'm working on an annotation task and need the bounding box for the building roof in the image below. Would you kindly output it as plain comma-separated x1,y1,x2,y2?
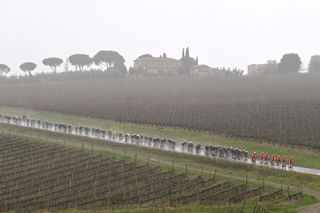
135,56,179,62
137,54,153,59
192,64,211,69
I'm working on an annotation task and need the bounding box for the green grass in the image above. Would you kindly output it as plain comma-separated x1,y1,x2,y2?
110,196,320,213
41,196,320,213
264,195,319,213
0,106,319,170
57,204,245,213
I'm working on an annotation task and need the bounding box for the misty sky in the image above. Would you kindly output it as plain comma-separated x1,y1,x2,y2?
1,0,319,75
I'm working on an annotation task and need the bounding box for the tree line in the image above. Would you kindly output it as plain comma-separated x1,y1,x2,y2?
253,53,320,74
1,47,243,78
2,52,320,77
0,50,127,76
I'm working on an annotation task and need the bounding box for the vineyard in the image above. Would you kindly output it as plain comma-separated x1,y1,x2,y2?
0,134,285,212
0,74,320,149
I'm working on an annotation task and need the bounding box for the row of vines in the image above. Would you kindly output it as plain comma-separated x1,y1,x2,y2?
0,135,283,212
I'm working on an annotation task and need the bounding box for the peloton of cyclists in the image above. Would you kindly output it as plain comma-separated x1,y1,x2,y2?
251,151,294,169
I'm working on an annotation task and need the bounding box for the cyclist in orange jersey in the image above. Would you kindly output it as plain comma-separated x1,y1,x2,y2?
271,155,276,167
264,153,269,166
286,157,290,168
276,155,281,167
282,156,287,169
251,152,257,163
289,158,294,170
260,152,265,165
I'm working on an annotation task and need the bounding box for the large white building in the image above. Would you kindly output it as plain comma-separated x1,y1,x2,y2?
133,54,181,75
133,48,198,75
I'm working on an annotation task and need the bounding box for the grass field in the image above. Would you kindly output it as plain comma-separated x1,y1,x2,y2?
0,106,319,170
57,196,319,213
55,195,319,213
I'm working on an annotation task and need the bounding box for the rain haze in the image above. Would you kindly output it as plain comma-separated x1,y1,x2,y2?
1,0,320,75
1,0,320,212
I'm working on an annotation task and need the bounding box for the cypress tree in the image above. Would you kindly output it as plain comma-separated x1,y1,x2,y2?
186,47,190,58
